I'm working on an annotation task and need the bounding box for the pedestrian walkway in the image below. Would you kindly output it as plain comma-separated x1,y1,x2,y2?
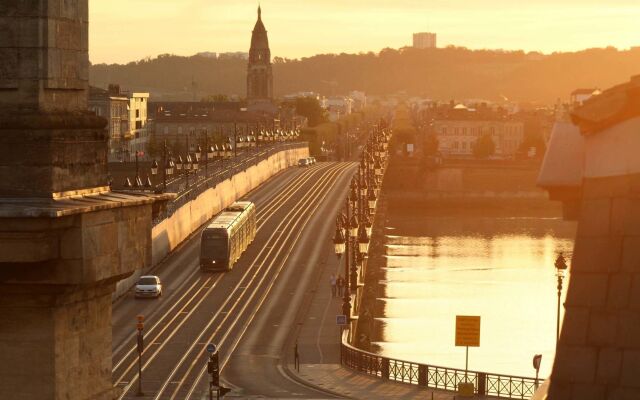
298,364,473,400
287,242,495,400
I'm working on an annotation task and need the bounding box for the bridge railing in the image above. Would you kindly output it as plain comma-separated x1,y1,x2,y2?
341,334,539,399
149,142,307,225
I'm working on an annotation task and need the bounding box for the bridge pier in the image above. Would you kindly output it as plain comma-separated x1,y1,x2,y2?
0,2,163,399
539,76,640,399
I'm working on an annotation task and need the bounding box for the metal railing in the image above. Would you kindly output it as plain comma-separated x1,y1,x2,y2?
148,142,307,225
341,336,539,399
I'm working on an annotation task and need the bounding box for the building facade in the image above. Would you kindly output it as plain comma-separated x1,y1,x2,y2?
570,88,601,105
247,6,273,104
151,102,277,155
89,86,149,161
413,32,437,49
127,92,150,158
434,116,524,158
324,96,354,122
88,85,129,161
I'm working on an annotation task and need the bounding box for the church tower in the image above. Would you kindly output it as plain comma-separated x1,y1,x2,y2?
247,6,273,103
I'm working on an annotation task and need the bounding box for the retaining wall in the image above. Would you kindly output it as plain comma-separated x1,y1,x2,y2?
114,146,309,298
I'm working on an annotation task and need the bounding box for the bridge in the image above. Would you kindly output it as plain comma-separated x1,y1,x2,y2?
1,3,639,400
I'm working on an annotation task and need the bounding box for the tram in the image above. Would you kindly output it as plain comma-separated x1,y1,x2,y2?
200,201,256,271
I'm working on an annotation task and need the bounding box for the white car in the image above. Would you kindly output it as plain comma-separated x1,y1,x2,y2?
135,275,162,298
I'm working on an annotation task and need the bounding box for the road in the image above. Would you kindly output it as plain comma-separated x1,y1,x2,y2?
112,161,356,399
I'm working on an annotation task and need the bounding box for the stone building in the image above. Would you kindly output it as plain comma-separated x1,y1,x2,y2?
89,85,129,161
247,6,274,107
538,74,640,399
127,91,150,159
433,105,525,158
88,85,149,161
151,101,276,140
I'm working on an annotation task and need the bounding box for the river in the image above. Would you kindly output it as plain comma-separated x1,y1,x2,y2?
373,214,576,379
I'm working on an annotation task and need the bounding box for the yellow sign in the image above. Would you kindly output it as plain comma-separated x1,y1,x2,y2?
455,315,481,347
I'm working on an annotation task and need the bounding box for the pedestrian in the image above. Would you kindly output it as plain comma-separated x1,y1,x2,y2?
330,274,337,298
337,275,345,297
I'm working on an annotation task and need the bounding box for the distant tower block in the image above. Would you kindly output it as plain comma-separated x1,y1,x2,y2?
247,5,273,103
413,32,437,49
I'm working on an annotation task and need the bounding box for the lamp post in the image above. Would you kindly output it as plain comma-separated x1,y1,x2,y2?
333,217,350,320
348,183,359,294
554,254,568,350
185,154,192,188
153,140,174,191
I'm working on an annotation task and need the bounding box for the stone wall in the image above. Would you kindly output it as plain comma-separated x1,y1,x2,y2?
549,174,640,399
113,146,308,298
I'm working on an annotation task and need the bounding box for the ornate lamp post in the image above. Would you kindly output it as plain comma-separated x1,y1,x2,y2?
348,184,359,293
554,254,568,350
151,140,175,192
206,145,214,178
184,154,192,188
333,218,351,320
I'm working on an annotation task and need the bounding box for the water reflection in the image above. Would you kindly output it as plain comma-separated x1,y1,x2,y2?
373,216,575,378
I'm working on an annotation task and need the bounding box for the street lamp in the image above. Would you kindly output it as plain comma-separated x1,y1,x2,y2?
358,225,370,254
554,253,568,349
363,212,373,236
367,188,377,211
150,160,159,176
334,217,351,320
333,223,346,258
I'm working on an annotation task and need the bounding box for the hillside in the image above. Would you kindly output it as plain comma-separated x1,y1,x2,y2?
89,47,640,103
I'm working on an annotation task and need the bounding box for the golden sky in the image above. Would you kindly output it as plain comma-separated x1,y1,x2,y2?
89,0,640,64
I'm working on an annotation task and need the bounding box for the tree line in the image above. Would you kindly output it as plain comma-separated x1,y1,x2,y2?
90,46,640,103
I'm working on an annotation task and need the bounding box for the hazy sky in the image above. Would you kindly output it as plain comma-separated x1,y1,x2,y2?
89,0,640,64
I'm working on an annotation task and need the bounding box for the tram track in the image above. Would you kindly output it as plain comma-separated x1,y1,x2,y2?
111,163,328,374
183,163,357,399
159,162,354,400
112,162,351,398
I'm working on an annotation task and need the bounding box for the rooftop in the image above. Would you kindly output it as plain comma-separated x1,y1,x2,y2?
570,74,640,134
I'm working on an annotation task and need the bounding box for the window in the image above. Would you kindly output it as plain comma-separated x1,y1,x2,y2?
442,127,447,135
135,109,140,118
462,128,467,135
164,126,169,135
178,126,183,134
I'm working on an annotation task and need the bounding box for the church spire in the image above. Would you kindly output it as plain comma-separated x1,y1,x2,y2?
247,4,273,103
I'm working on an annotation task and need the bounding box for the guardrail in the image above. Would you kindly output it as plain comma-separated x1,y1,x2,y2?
149,142,307,225
341,335,539,399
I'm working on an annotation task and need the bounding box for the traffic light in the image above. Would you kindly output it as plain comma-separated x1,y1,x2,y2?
208,352,219,386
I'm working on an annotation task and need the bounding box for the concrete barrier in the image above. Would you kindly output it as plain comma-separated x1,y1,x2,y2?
114,146,309,298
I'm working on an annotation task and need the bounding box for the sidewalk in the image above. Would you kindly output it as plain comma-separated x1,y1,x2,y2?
288,244,492,400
